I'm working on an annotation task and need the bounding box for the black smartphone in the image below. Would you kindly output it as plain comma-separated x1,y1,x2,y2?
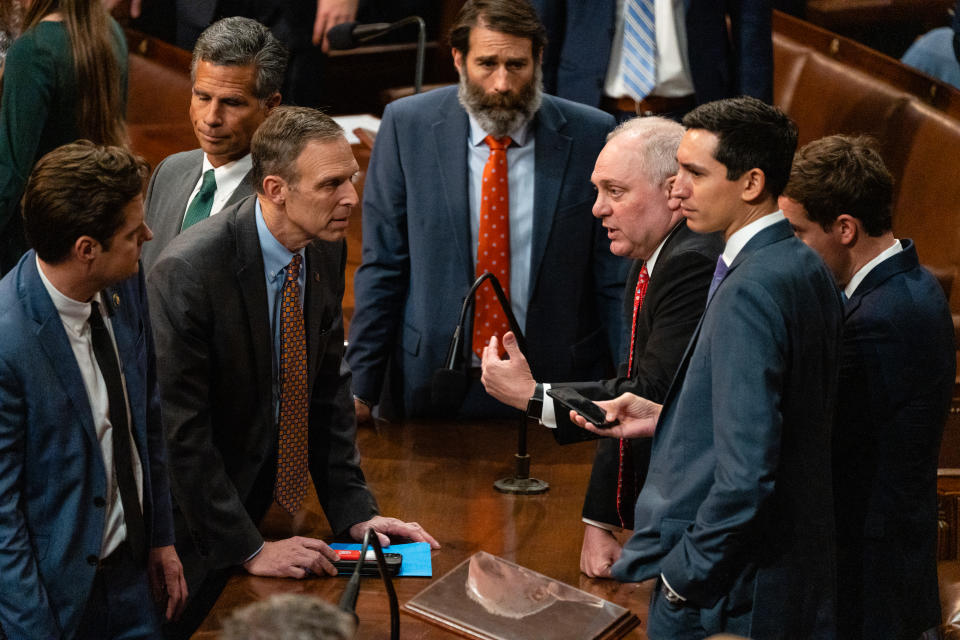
546,387,619,428
333,549,403,577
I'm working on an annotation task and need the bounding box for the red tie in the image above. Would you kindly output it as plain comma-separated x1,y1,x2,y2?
275,254,309,515
617,264,649,528
473,135,512,359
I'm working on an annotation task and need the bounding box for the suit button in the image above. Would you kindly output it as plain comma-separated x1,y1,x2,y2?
93,497,106,508
87,555,98,566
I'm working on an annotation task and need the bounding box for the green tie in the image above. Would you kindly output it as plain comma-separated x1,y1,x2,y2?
181,169,217,231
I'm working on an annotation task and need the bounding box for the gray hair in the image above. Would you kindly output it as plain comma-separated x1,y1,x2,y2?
191,16,288,100
607,116,685,188
251,106,345,190
220,594,356,640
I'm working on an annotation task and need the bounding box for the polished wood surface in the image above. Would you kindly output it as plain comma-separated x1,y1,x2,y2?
192,419,652,638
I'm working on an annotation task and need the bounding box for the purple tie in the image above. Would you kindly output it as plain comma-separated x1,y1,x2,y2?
707,257,729,302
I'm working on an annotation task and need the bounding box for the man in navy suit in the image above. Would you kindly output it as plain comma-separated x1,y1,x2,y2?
781,135,956,640
0,142,186,638
480,116,722,579
347,0,626,422
574,97,843,638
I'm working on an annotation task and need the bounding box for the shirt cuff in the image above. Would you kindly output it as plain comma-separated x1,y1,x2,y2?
243,542,265,566
541,383,557,428
581,518,623,533
660,572,687,602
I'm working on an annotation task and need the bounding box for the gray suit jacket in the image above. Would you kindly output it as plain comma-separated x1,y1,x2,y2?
141,149,255,273
147,197,377,621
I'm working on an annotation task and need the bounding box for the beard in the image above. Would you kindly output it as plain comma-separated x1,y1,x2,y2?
457,65,543,138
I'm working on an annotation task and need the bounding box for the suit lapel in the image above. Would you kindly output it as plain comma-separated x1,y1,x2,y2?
169,151,203,235
845,240,917,317
20,256,100,451
233,202,275,420
224,171,256,209
529,97,571,293
303,243,331,391
432,92,473,282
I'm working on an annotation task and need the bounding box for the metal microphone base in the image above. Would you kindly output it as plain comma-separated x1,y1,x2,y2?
494,454,549,495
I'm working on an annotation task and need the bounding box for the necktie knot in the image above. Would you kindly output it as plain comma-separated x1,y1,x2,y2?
200,168,217,192
285,254,302,283
484,135,511,151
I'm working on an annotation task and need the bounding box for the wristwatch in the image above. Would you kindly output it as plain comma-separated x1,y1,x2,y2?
526,383,544,420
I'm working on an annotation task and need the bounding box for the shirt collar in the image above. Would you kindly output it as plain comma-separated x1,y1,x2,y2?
254,199,304,284
721,211,785,267
644,222,683,276
36,255,102,335
201,153,252,185
845,238,902,298
467,113,533,148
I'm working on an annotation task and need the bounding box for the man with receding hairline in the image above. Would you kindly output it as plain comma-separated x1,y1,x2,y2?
149,106,438,639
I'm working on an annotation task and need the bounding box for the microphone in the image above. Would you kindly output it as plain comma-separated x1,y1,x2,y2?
325,16,427,94
326,21,392,50
338,528,400,639
430,273,527,415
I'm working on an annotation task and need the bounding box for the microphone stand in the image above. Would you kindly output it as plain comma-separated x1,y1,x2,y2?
441,273,549,495
347,16,426,94
338,528,400,640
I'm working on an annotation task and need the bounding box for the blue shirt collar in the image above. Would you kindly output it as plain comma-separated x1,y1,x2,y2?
255,198,304,284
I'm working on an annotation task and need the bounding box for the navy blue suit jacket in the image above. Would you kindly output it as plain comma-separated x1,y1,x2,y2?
613,220,843,638
833,241,955,640
0,253,174,638
532,0,773,108
346,86,626,418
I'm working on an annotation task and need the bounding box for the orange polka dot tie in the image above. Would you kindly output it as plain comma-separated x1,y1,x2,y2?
473,135,512,359
275,253,309,515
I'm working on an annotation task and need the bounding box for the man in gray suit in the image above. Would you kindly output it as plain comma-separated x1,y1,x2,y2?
140,16,284,272
149,106,439,638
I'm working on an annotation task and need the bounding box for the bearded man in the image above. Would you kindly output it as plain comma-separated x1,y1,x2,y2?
347,0,625,421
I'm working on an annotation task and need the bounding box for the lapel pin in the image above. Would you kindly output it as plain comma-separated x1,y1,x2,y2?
112,292,121,307
314,273,320,282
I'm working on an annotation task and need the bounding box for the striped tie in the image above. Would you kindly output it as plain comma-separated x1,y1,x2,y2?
622,0,657,101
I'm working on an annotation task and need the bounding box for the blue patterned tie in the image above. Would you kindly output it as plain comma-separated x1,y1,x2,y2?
707,256,730,302
622,0,657,101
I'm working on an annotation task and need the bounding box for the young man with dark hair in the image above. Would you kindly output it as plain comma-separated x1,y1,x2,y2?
574,97,843,639
0,141,186,638
782,134,955,640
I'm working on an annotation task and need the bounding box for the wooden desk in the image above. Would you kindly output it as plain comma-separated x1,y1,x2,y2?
192,419,652,638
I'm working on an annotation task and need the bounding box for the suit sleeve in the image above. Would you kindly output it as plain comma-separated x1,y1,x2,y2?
345,103,410,404
575,248,716,526
0,355,61,638
148,255,264,569
658,279,786,606
135,270,175,548
309,243,379,534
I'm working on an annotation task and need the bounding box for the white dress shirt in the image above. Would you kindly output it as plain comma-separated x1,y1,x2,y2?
185,153,253,216
36,258,143,558
845,239,902,299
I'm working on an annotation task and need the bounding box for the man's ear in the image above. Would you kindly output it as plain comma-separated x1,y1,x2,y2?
265,91,282,112
261,174,287,206
74,236,98,264
740,168,766,202
835,214,860,246
452,47,464,74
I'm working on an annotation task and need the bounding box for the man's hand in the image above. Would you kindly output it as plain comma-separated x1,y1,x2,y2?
349,516,441,550
354,398,374,428
243,537,340,578
579,525,621,579
570,392,662,439
312,0,359,52
480,332,536,410
147,545,187,622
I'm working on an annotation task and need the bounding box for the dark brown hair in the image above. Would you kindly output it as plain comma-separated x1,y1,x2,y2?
783,134,893,236
448,0,546,59
251,106,344,191
23,141,147,263
21,0,126,146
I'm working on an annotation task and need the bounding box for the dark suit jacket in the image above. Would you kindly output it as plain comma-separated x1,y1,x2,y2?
548,223,722,529
0,254,174,638
833,241,956,640
147,197,378,620
141,149,255,274
613,220,843,639
346,86,626,419
532,0,773,107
